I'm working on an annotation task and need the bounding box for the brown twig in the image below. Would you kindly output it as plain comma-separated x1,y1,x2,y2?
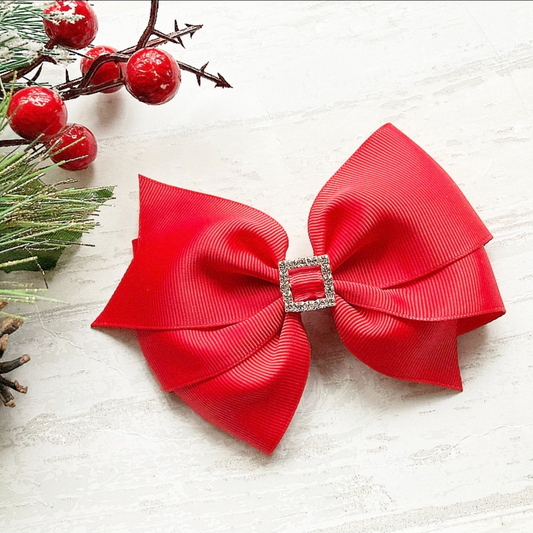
0,316,23,336
54,24,202,95
0,39,56,84
56,27,230,99
0,384,15,406
55,24,206,95
77,53,129,89
59,80,123,101
0,305,30,407
1,1,230,105
0,139,31,147
0,354,30,377
120,23,203,55
0,55,56,84
180,61,232,88
152,28,184,48
136,0,159,50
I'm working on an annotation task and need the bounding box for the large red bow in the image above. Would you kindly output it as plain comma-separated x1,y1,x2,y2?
92,124,505,454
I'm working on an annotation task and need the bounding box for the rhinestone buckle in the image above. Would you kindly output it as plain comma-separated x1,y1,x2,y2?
278,254,335,313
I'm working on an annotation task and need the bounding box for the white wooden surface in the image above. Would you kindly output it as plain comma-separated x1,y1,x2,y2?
1,2,532,532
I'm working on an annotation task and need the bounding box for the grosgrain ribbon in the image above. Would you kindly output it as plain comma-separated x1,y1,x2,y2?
92,124,505,454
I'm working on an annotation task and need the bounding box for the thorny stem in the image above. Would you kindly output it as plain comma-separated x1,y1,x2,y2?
120,24,203,55
57,29,230,99
77,53,129,89
59,56,231,100
53,24,203,96
136,0,159,50
179,61,232,88
59,80,123,100
0,39,56,84
1,0,231,103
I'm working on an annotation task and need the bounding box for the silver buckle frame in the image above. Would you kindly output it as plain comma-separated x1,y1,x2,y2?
278,254,335,313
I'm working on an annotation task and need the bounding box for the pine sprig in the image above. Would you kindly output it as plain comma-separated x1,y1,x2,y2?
0,1,78,81
0,1,49,41
0,1,48,76
0,282,56,304
0,87,113,275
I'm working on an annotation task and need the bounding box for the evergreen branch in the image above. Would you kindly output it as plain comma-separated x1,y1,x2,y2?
0,1,80,84
0,40,55,84
0,88,114,274
0,286,57,304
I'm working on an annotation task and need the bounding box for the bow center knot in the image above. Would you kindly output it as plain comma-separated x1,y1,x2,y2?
278,255,336,312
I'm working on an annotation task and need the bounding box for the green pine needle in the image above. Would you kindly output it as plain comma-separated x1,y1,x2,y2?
0,86,114,305
0,1,79,80
0,1,49,77
0,2,114,305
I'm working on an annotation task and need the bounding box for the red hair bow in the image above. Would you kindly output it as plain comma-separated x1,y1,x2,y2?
93,124,505,454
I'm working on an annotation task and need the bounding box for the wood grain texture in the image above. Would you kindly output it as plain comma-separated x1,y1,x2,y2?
1,2,532,532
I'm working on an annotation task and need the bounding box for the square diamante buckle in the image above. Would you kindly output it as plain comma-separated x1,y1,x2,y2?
278,254,335,313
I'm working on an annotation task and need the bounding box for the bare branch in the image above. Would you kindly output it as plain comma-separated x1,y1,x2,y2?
136,0,160,50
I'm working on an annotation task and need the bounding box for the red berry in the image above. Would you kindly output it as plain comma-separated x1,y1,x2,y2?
49,124,97,171
7,87,68,141
43,1,98,49
124,48,181,105
80,45,124,93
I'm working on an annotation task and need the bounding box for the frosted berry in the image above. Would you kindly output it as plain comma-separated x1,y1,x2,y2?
49,124,98,171
7,87,68,141
124,48,181,105
43,1,98,49
80,45,124,93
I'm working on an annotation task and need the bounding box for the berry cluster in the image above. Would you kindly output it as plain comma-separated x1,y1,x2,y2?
6,1,190,171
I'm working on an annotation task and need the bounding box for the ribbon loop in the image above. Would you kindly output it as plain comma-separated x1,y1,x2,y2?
93,175,288,330
308,124,492,287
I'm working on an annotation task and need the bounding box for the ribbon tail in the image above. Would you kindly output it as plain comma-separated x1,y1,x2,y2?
137,311,310,455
